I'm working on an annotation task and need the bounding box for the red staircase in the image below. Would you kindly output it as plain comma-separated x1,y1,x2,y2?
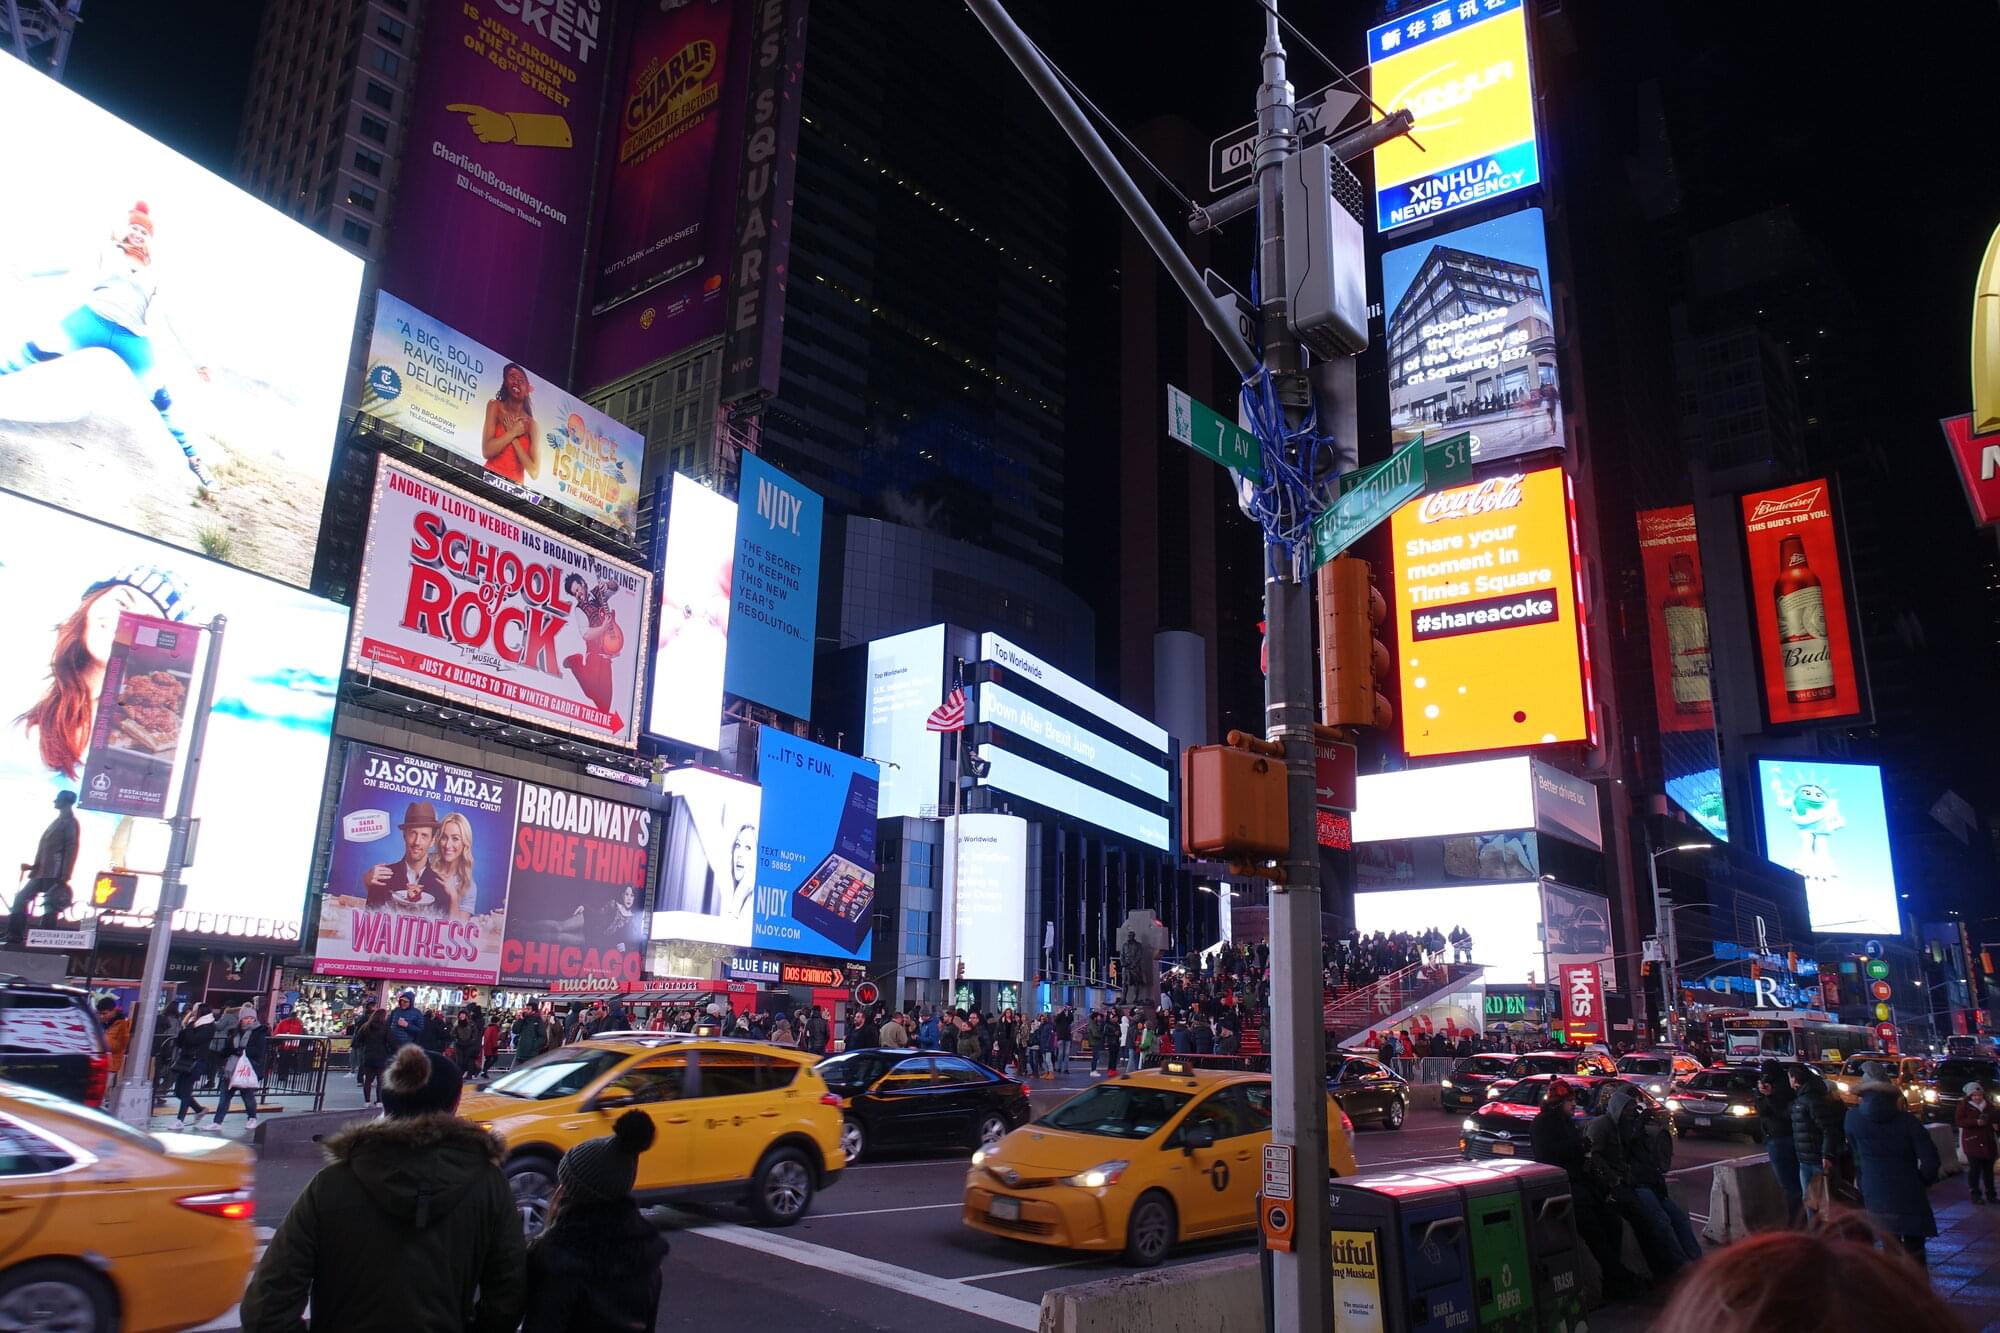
1321,961,1483,1042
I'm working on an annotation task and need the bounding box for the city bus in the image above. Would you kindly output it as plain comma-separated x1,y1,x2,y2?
1716,1013,1874,1066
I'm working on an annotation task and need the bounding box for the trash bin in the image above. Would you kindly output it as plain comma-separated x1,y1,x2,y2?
1326,1170,1477,1333
1471,1159,1584,1333
1403,1163,1536,1333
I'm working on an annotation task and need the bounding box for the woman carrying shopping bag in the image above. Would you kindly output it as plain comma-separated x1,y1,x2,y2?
211,1004,270,1134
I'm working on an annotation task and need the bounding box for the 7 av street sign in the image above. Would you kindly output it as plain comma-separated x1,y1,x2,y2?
1168,385,1265,482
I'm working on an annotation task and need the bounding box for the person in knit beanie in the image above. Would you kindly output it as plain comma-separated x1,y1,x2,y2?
521,1110,669,1333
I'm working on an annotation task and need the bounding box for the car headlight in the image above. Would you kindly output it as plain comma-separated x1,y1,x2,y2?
972,1149,989,1167
1462,1118,1477,1132
1923,1089,1938,1103
1441,1078,1454,1088
1664,1098,1681,1111
1067,1160,1130,1189
1487,1085,1505,1099
1835,1081,1850,1095
1728,1104,1754,1117
1648,1083,1664,1095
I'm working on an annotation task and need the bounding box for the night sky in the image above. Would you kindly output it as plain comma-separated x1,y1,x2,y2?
57,1,2000,919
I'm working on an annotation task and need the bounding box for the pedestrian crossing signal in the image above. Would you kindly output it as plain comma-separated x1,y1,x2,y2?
91,872,136,912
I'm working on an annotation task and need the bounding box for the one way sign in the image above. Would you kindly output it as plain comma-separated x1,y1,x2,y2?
1208,85,1364,193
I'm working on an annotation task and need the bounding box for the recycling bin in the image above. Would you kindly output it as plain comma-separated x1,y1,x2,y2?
1470,1159,1584,1333
1403,1163,1536,1333
1326,1171,1477,1333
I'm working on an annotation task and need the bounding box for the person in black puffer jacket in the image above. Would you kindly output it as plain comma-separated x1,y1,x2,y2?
1754,1061,1802,1220
1530,1080,1642,1298
521,1110,668,1332
1788,1065,1847,1214
1845,1061,1940,1266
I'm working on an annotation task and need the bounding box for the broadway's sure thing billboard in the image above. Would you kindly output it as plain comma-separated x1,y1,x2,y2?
351,460,651,746
725,453,822,717
754,730,879,961
584,0,751,385
1382,208,1561,465
315,747,518,985
360,293,642,536
1389,467,1593,757
650,473,736,749
315,747,651,987
1738,478,1866,727
382,0,614,375
1756,758,1898,936
0,489,346,940
0,57,363,590
1367,0,1539,233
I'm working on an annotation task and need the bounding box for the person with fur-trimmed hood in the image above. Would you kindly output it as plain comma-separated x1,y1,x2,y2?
239,1044,524,1333
520,1109,669,1332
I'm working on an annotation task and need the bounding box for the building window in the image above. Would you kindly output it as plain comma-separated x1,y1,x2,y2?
352,146,384,177
359,115,389,144
322,147,339,174
341,218,372,246
369,46,401,78
364,80,394,111
346,181,379,213
903,909,933,958
377,15,406,45
315,183,331,211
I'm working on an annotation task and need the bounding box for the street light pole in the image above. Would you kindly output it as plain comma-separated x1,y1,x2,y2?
1647,837,1712,1049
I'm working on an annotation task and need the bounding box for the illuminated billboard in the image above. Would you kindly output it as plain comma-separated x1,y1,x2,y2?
863,624,947,818
1367,0,1540,233
1382,208,1561,464
942,813,1028,983
1634,506,1712,733
0,57,363,589
652,767,760,947
725,453,823,717
381,0,614,374
754,730,878,961
1738,479,1867,727
351,461,652,747
0,489,346,941
649,474,737,749
1354,882,1545,984
1756,759,1898,936
360,293,643,536
1390,467,1593,757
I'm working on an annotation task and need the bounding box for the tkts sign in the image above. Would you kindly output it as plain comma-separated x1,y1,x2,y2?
1560,962,1605,1044
350,460,652,746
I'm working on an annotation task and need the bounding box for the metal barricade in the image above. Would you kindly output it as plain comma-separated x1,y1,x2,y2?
262,1034,335,1112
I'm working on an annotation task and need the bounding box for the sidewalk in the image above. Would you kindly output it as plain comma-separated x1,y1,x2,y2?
145,1071,377,1140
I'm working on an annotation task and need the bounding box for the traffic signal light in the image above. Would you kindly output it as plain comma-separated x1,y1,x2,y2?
1180,743,1288,861
91,872,137,912
1318,555,1392,731
1641,961,1653,978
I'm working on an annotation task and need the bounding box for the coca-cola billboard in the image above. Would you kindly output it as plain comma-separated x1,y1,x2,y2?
1388,466,1594,758
1738,478,1868,727
1634,506,1712,734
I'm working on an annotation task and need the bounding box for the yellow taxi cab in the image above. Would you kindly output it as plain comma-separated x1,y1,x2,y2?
963,1060,1359,1266
0,1078,255,1333
457,1033,844,1236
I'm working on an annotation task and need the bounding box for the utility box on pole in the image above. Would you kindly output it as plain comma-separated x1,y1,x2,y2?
1281,141,1369,358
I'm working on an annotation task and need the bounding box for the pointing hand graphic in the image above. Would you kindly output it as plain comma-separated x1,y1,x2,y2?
447,103,520,144
445,104,574,149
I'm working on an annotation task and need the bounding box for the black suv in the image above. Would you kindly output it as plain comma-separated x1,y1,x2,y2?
0,974,108,1107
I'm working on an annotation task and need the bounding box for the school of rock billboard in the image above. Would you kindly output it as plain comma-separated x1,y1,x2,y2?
350,459,651,747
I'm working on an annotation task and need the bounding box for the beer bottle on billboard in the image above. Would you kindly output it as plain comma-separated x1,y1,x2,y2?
1773,534,1835,702
1663,553,1712,716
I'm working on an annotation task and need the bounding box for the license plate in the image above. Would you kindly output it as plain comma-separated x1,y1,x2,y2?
1490,1141,1515,1155
1695,1116,1712,1127
989,1196,1021,1221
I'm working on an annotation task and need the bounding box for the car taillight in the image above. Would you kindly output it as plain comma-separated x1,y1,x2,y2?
177,1190,256,1221
84,1051,109,1108
820,1093,842,1107
1340,1110,1354,1137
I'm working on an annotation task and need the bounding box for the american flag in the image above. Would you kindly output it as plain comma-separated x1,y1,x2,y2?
925,687,967,733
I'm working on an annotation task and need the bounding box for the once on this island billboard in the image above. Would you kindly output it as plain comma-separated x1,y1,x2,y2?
360,293,643,536
1738,478,1866,727
383,0,614,375
0,56,362,589
351,459,652,747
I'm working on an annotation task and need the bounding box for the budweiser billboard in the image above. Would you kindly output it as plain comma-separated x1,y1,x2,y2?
1560,961,1605,1045
1939,415,2000,528
1738,478,1867,727
350,460,652,746
1634,506,1712,734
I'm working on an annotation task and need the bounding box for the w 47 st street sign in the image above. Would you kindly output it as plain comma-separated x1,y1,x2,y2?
1312,437,1424,566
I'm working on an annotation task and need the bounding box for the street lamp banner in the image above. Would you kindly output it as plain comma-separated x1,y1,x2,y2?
76,613,200,820
1366,0,1540,233
0,56,363,591
360,293,644,537
1388,467,1594,758
1737,478,1869,727
351,460,652,747
1381,209,1563,466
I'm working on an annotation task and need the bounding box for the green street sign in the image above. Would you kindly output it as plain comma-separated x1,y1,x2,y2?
1423,431,1473,493
1166,385,1265,482
1314,436,1425,567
